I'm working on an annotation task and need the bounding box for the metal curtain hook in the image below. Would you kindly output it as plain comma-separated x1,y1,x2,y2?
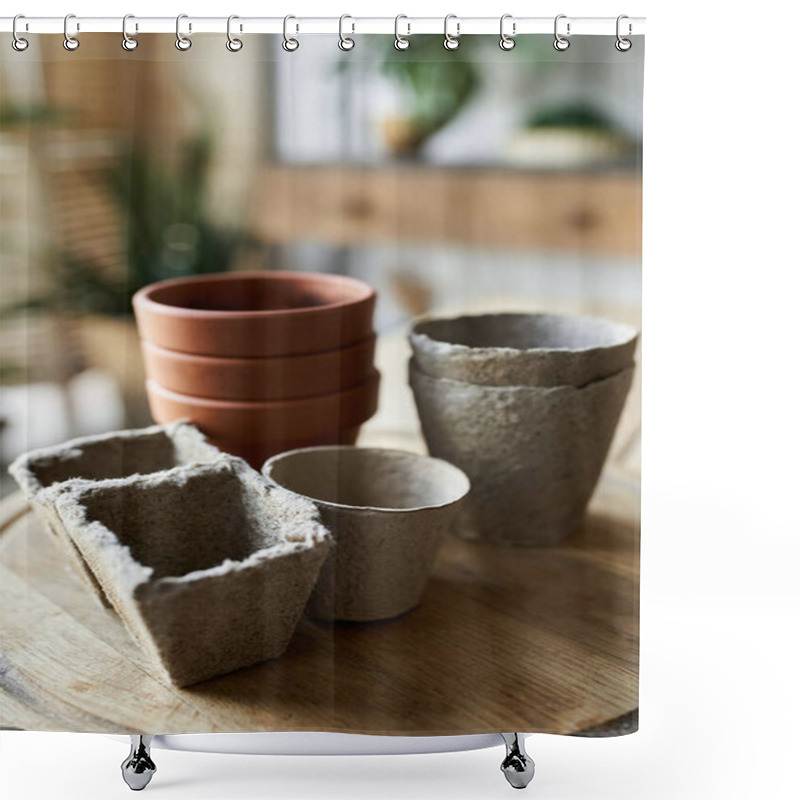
122,14,138,51
615,14,632,51
12,14,29,51
554,14,570,51
339,14,355,51
394,14,410,50
227,14,243,51
444,14,460,50
175,14,192,50
63,13,79,51
282,15,299,51
499,14,515,51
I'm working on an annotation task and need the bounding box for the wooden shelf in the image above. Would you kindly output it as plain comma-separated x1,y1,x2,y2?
251,165,641,257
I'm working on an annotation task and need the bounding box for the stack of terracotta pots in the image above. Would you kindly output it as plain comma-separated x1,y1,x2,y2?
409,312,638,546
133,271,380,467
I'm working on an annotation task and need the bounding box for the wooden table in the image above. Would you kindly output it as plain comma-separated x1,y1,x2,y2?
0,467,638,736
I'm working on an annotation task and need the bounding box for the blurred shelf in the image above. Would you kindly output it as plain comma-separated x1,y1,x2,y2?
251,164,641,257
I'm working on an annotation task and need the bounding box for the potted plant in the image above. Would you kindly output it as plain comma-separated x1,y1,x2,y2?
505,103,636,169
338,36,480,159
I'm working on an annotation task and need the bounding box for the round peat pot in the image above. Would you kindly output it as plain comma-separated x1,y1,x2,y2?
263,446,470,622
133,271,376,358
140,335,377,401
145,371,380,467
410,312,638,388
409,361,634,546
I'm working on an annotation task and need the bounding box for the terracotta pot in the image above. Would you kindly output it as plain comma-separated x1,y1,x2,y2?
133,271,376,358
145,370,380,465
410,313,638,388
140,335,377,402
263,447,470,622
409,361,634,546
207,427,361,468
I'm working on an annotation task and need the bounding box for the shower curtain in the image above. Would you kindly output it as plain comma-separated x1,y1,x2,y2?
0,25,643,739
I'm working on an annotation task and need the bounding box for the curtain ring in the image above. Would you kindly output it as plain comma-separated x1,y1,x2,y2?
226,15,243,52
394,14,410,51
282,15,299,51
553,14,570,51
443,14,460,51
615,14,632,51
175,14,192,51
63,13,79,51
338,14,355,51
12,14,29,52
122,14,138,51
499,14,515,51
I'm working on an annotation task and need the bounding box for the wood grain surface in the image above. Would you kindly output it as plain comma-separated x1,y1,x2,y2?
0,467,638,736
251,166,642,257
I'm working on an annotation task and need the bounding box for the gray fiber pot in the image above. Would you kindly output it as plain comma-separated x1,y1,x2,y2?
54,459,331,687
7,421,224,607
409,362,634,546
410,313,638,388
263,446,470,622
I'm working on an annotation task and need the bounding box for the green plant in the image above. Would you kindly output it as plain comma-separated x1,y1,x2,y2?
0,358,23,382
377,36,480,148
524,104,621,133
40,134,257,317
337,35,480,156
0,103,67,129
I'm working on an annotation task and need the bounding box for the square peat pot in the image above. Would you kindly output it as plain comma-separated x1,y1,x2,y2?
8,422,223,607
53,459,331,687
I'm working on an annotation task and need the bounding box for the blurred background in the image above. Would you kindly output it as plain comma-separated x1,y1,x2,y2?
0,34,642,494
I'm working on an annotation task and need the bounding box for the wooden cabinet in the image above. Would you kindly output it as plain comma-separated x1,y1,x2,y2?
251,165,641,257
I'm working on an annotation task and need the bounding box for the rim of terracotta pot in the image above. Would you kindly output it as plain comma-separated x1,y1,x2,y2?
133,271,375,321
147,370,379,411
146,370,380,443
263,446,471,515
140,334,377,400
141,333,376,366
410,312,638,356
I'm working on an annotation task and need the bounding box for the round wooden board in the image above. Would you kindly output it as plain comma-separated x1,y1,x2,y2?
0,473,639,735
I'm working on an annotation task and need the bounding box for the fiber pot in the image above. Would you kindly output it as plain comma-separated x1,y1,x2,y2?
7,421,223,606
140,335,376,401
263,446,470,622
133,271,376,358
145,370,380,466
409,362,634,545
54,459,331,687
410,313,638,388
